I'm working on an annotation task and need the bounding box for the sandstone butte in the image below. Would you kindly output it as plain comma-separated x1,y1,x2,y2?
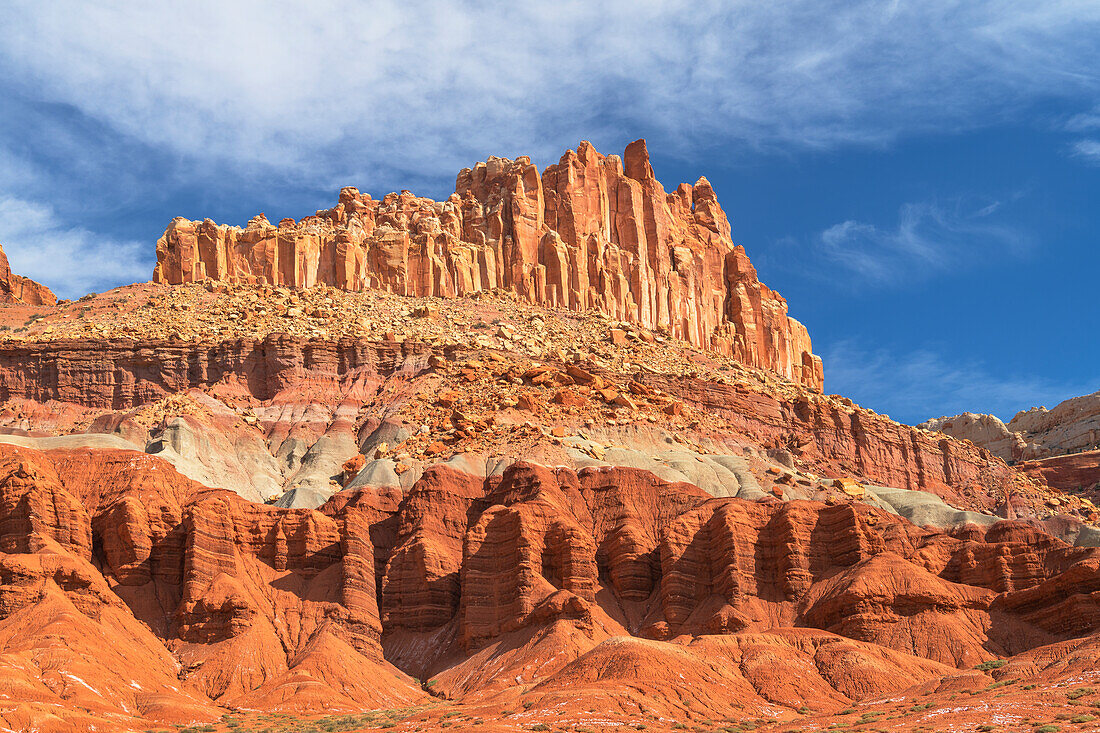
0,146,1099,732
152,140,824,392
0,241,55,305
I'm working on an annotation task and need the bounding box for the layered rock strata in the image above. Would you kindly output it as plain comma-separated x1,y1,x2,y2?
0,335,1010,503
2,443,1100,729
1019,450,1100,493
152,140,823,390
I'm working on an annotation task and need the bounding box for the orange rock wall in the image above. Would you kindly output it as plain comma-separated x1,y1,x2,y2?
1020,450,1100,491
152,140,822,390
0,336,1009,500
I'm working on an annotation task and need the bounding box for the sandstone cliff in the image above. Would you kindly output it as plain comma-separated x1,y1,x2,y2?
1009,390,1100,457
152,140,823,390
0,242,55,306
919,412,1033,462
0,334,1023,511
3,195,1098,730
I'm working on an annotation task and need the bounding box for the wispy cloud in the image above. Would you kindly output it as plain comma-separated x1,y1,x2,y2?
822,338,1100,425
1065,108,1100,132
1071,139,1100,163
0,197,150,298
817,199,1029,285
1060,106,1100,164
0,2,1096,295
0,1,1099,186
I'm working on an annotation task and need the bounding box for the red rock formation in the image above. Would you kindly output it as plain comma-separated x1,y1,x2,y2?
0,443,423,725
379,465,486,632
638,368,1020,503
2,443,1100,728
151,140,823,390
0,447,91,556
0,243,55,305
1019,449,1100,492
527,630,958,720
0,336,1012,506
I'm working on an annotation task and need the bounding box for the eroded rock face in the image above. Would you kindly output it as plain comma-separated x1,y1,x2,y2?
0,443,423,724
0,336,1015,509
152,140,822,390
3,443,1100,727
1019,450,1100,493
0,243,55,306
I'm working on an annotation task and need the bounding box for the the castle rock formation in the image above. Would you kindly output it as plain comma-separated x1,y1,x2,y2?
153,140,823,390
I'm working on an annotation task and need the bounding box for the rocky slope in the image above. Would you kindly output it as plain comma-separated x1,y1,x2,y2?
1,281,1083,526
0,242,55,305
152,140,823,391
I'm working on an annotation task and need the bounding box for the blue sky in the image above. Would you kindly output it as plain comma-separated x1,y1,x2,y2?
1,1,1098,425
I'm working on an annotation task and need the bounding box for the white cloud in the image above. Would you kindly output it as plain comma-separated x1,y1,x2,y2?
817,199,1028,285
0,1,1094,297
1071,139,1100,163
1065,109,1100,132
822,338,1100,424
0,197,151,299
0,1,1098,188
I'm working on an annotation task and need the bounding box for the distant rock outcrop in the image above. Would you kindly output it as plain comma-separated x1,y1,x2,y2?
919,412,1035,462
924,392,1100,463
923,392,1100,493
0,243,55,305
1009,391,1100,457
152,140,823,390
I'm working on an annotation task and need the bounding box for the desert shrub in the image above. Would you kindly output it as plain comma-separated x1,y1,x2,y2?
975,660,1007,672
